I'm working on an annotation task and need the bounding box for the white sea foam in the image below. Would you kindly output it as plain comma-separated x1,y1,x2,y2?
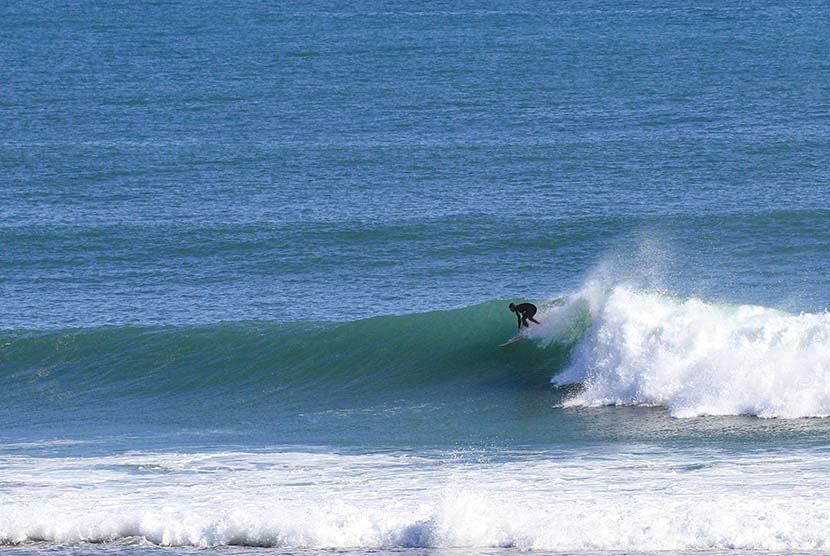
3,448,830,551
551,285,830,418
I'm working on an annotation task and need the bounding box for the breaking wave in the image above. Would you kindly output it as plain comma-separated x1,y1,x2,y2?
5,285,830,418
555,285,830,418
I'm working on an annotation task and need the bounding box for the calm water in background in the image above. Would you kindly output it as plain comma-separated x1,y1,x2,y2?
3,1,830,554
4,1,830,327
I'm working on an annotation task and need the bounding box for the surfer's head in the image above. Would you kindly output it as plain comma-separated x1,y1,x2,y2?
509,303,516,312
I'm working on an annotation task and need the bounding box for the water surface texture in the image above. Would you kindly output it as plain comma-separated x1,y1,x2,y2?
3,1,830,555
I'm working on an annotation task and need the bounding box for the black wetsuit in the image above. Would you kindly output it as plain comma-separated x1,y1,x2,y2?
514,303,539,329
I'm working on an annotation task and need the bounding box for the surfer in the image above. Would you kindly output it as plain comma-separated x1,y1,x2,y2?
509,302,540,331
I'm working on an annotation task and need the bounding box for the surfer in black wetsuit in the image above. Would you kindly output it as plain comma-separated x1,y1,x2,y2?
509,302,540,331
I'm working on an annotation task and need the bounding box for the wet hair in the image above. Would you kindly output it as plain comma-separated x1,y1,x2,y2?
509,303,516,311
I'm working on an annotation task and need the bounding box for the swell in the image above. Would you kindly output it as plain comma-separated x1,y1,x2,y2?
0,301,579,412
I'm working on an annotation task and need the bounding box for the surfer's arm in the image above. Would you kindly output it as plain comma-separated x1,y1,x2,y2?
516,313,522,330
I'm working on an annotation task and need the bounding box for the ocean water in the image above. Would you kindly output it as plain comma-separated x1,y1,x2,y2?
4,1,830,554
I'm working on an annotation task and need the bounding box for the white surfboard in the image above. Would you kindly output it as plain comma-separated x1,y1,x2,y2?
499,334,527,347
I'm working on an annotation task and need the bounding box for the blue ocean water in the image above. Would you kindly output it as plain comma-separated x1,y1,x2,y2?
4,1,830,554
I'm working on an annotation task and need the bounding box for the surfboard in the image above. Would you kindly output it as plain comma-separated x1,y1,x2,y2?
499,334,527,347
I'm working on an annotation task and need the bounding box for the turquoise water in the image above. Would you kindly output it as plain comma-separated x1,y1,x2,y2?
4,1,830,553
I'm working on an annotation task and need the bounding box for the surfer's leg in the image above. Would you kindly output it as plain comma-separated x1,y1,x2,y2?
528,316,540,324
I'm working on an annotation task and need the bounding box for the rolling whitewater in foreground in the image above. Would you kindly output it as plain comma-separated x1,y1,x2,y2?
5,1,830,556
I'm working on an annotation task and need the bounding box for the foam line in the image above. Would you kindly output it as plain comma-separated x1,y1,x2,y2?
3,449,830,550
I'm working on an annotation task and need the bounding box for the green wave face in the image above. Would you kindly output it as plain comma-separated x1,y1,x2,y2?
0,301,588,438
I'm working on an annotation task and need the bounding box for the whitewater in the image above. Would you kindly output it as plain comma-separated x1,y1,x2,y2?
546,285,830,418
4,445,830,551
